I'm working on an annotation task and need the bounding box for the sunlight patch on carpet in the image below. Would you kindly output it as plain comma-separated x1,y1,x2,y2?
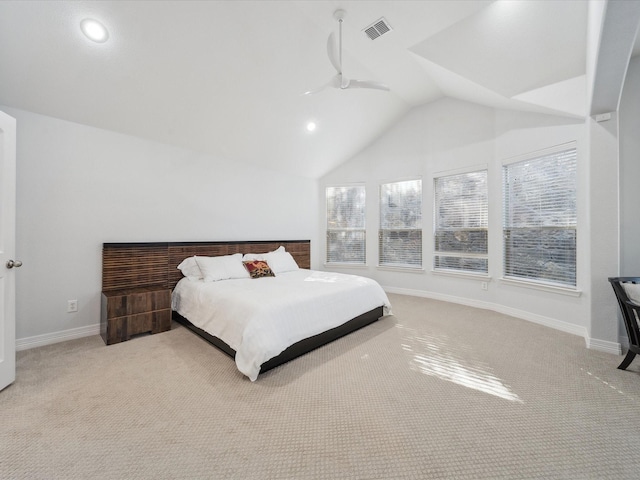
397,323,522,403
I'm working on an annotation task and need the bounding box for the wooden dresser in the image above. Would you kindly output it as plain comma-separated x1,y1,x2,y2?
100,286,171,345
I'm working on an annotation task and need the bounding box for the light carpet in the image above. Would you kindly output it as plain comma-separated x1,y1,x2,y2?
2,293,640,479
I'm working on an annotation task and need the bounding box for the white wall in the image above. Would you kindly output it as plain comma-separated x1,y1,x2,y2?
319,98,596,344
620,55,640,275
3,106,318,346
587,112,620,346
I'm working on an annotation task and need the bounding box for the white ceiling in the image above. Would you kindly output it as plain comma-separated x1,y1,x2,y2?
0,1,593,178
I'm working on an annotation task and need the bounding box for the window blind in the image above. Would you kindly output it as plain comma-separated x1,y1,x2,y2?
503,147,577,287
326,185,366,264
434,170,488,273
379,179,422,268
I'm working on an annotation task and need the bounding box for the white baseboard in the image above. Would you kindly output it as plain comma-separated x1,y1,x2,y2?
382,286,620,354
16,324,100,351
587,337,622,355
16,290,624,357
619,336,629,350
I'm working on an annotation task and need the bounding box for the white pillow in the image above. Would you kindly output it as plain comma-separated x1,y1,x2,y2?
263,249,299,274
242,245,284,262
242,252,264,262
177,256,202,281
195,253,250,282
623,282,640,304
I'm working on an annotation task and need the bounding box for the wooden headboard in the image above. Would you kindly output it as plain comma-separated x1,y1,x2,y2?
102,240,311,292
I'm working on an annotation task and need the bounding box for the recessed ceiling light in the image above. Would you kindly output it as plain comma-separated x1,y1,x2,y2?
306,122,317,132
80,18,109,43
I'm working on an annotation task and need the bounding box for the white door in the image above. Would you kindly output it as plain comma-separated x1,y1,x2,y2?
0,111,17,392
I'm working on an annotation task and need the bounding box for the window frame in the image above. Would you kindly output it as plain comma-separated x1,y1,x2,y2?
378,178,423,270
501,142,578,290
433,166,489,276
325,184,367,266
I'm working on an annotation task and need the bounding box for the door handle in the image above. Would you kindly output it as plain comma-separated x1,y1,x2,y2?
6,259,22,269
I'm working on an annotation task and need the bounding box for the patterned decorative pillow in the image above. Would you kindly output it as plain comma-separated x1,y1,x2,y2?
243,260,275,279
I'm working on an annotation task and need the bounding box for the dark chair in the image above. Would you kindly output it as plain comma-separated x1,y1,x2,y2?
608,277,640,370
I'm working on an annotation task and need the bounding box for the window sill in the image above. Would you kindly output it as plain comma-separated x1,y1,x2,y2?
432,269,491,282
376,265,425,274
499,277,582,297
323,263,369,269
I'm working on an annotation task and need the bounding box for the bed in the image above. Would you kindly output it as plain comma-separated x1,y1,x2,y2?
102,240,391,380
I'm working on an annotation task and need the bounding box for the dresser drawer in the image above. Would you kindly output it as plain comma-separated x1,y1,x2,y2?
104,287,171,318
101,286,171,345
128,310,171,335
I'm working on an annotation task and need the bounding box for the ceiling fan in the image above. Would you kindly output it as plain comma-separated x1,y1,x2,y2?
304,9,390,95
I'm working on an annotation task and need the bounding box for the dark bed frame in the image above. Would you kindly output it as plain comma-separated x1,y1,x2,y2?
102,240,385,377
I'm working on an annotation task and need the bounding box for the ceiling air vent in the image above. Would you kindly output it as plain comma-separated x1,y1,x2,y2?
363,17,392,40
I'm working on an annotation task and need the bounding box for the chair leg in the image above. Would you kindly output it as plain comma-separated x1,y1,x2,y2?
618,350,636,370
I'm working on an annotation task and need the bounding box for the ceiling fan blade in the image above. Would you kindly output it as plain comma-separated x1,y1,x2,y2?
326,32,341,74
344,79,390,91
303,75,341,95
306,10,390,95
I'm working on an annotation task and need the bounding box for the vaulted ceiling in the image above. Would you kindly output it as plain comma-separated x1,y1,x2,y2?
0,1,618,178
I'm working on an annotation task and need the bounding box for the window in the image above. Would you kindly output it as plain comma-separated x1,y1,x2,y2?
502,145,577,287
326,185,366,264
379,179,422,268
434,169,488,274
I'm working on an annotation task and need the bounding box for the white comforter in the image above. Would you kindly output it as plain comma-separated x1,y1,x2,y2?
171,269,391,381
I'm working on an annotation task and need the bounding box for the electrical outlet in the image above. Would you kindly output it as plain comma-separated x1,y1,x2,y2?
481,282,488,291
67,300,78,313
